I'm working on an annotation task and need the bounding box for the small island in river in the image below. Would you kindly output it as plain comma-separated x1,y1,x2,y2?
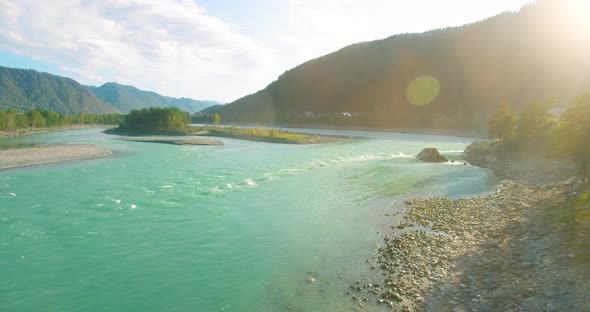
105,107,349,144
192,126,349,144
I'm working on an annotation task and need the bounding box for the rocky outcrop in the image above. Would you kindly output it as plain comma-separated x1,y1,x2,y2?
463,140,497,168
463,140,578,185
416,148,448,162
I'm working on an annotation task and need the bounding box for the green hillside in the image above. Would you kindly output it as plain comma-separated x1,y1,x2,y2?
207,0,590,132
89,82,219,113
0,66,119,114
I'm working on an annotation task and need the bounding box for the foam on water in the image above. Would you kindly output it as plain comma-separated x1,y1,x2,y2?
209,186,224,193
279,168,304,174
334,152,415,163
439,150,465,153
106,196,121,204
244,179,257,187
444,160,472,166
201,151,424,197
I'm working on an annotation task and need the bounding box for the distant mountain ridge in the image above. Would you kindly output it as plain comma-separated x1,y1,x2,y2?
206,0,590,132
0,66,219,115
0,66,119,114
88,82,220,113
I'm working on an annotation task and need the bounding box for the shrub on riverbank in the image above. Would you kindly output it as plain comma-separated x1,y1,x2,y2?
487,91,590,177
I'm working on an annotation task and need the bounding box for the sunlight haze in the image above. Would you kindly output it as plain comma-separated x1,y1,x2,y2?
0,0,532,102
1,1,590,311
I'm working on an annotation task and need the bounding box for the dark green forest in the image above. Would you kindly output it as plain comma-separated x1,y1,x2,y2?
192,111,221,124
0,109,123,132
207,0,590,132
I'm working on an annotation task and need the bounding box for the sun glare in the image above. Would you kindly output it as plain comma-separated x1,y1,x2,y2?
406,76,440,106
561,0,590,39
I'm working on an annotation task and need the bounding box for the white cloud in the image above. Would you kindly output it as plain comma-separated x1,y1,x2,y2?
0,0,279,102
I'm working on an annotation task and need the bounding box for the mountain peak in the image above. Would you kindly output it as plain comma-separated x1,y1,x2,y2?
89,82,219,113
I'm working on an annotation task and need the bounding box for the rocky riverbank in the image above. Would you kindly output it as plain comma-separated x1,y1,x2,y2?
349,140,589,311
0,144,113,170
351,180,588,311
463,140,579,185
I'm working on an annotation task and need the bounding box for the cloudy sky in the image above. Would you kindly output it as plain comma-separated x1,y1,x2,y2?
0,0,532,102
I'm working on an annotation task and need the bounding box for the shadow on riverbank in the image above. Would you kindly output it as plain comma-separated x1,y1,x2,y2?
423,181,590,311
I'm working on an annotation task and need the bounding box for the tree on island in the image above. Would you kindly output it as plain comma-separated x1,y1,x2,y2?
117,107,190,134
212,113,221,125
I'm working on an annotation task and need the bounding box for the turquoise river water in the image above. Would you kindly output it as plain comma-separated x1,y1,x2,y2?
0,128,497,312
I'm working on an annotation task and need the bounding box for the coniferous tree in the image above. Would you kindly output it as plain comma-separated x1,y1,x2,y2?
488,102,515,140
27,110,45,128
212,113,221,125
515,101,556,155
558,92,590,177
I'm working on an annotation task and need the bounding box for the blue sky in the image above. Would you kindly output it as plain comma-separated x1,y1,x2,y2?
0,0,532,102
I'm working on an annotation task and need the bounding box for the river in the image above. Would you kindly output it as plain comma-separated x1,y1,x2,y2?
0,128,497,311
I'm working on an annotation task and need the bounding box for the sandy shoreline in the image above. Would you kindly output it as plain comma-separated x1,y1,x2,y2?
0,144,113,170
119,136,224,146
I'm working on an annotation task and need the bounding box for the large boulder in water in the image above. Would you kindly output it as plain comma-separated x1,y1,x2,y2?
463,140,493,166
416,148,447,162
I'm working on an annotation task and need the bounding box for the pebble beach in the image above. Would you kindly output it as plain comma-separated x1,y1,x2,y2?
0,144,112,170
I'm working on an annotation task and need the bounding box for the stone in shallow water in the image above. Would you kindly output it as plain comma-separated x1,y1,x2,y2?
416,148,448,162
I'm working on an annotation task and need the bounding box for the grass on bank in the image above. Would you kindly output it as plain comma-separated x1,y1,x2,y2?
190,126,319,144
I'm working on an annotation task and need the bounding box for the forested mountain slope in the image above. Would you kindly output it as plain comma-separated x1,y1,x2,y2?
89,82,219,113
0,66,119,114
208,0,590,131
